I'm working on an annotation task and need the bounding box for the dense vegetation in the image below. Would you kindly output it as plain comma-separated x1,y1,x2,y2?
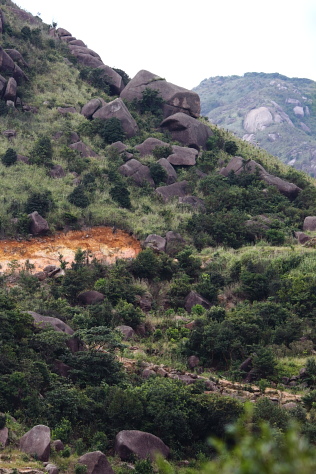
2,2,316,473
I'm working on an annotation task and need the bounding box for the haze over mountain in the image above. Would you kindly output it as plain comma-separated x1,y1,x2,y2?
194,73,316,176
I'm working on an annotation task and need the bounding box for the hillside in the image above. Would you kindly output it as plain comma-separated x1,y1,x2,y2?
2,2,316,473
194,72,316,176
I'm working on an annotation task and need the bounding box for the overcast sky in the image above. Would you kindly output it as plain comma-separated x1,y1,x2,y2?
14,0,316,90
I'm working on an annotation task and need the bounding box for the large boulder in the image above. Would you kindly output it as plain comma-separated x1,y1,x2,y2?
220,156,301,199
0,427,9,447
115,430,170,461
165,231,185,256
74,53,103,68
78,291,105,305
93,98,138,138
27,312,74,335
134,137,169,156
57,28,72,37
157,158,177,184
0,47,15,74
97,65,124,95
0,74,7,95
70,141,98,158
184,291,211,313
116,325,135,340
303,216,316,232
143,234,166,253
167,145,198,166
28,211,49,235
160,113,212,150
19,425,51,462
294,231,311,244
78,451,114,474
156,180,189,202
81,98,106,119
119,159,155,187
4,77,17,101
120,70,200,118
5,49,28,67
68,45,101,60
178,196,205,210
69,39,87,47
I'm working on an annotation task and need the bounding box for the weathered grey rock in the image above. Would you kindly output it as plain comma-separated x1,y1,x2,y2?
97,65,124,95
53,360,71,378
115,430,170,461
139,293,152,312
134,138,169,156
178,196,205,210
167,145,198,166
143,234,166,253
243,107,273,133
57,28,72,37
81,98,105,119
93,98,138,138
156,181,189,202
116,325,135,340
283,402,298,410
110,141,128,154
68,45,101,60
303,216,316,232
70,141,98,158
45,464,59,474
0,10,4,34
4,77,17,101
294,231,311,244
3,129,16,139
49,165,66,178
240,357,253,372
35,271,47,281
28,211,49,235
52,440,64,452
61,36,77,43
78,291,105,305
74,53,103,68
53,131,80,144
17,154,30,164
27,311,74,335
157,158,177,184
5,49,28,67
69,39,87,47
188,355,200,369
0,427,9,447
142,368,156,379
160,113,212,150
0,74,7,95
184,291,211,313
0,47,15,74
119,159,154,187
19,425,51,462
78,451,114,474
13,63,28,83
57,106,77,115
165,231,185,256
220,156,301,199
120,70,200,118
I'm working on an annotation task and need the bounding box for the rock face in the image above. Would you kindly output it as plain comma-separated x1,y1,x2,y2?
220,156,301,199
116,325,135,340
115,430,170,461
4,77,17,101
70,141,98,158
167,145,198,166
27,312,74,335
78,451,114,474
156,180,189,202
243,107,273,133
19,425,51,462
185,291,211,313
157,158,177,184
78,291,105,305
303,216,316,231
294,231,310,244
28,211,49,235
119,159,155,187
120,70,200,118
93,98,138,138
0,427,9,447
143,234,166,253
160,113,212,150
5,49,28,67
134,138,169,156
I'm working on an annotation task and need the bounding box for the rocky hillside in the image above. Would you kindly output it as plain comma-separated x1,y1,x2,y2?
194,72,316,175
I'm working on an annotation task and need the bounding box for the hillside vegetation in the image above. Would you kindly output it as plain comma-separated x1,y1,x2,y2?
2,2,316,474
194,72,316,176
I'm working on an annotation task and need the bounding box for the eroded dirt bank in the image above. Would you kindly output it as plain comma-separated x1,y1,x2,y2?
0,227,141,272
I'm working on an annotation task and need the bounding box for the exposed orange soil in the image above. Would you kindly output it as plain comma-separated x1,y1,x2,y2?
0,227,142,273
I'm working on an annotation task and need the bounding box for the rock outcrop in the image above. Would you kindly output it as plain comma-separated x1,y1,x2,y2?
120,69,200,118
303,216,316,231
70,141,98,158
27,312,74,335
143,234,166,253
115,430,170,461
157,158,177,184
160,113,212,150
78,291,105,305
156,180,190,202
93,98,138,138
185,291,212,312
19,425,51,462
81,98,106,119
134,137,169,156
167,145,198,166
28,211,49,235
119,159,154,187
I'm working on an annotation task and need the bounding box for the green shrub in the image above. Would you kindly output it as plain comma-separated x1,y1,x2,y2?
92,118,125,144
67,186,90,208
2,148,17,167
30,136,53,166
75,464,87,474
24,191,54,217
110,183,131,209
224,140,238,155
152,145,173,159
79,67,111,93
138,88,164,115
149,162,167,185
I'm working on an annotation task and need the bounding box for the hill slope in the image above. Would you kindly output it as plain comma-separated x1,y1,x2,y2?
194,72,316,175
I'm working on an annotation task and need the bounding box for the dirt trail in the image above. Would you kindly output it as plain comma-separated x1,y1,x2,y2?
0,227,141,272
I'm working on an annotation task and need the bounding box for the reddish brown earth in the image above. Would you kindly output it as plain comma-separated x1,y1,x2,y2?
0,227,141,273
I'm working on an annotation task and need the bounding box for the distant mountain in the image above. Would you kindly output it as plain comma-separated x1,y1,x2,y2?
194,72,316,176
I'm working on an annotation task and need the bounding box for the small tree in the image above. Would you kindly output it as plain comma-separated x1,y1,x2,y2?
2,148,17,167
67,186,90,208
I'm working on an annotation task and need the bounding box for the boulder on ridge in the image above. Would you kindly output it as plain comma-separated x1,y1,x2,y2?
19,425,51,462
160,113,212,150
78,451,114,474
28,211,49,235
119,159,154,187
156,180,189,202
115,430,170,461
93,98,138,138
134,137,170,156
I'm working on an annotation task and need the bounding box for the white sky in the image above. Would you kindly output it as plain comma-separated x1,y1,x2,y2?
14,0,316,90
